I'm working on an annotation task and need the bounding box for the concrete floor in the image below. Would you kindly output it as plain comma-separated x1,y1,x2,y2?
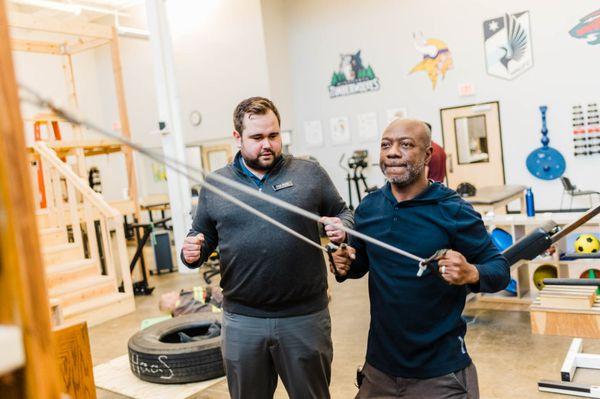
92,268,600,399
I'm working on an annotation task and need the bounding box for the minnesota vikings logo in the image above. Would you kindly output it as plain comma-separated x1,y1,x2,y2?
569,8,600,45
409,32,453,89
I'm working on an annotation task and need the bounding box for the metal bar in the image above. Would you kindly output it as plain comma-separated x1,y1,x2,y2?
544,279,600,286
552,204,600,243
20,84,427,264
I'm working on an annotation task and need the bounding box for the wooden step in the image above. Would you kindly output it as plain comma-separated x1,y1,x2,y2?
36,209,56,229
62,292,135,327
42,243,83,266
39,226,68,246
49,275,116,308
46,259,98,289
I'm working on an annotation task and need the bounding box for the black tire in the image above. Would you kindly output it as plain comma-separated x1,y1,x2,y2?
128,313,225,384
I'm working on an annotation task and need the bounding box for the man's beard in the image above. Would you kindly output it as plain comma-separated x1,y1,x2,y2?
243,149,280,171
381,160,426,187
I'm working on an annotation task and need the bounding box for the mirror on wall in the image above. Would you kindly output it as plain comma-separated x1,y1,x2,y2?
454,115,489,164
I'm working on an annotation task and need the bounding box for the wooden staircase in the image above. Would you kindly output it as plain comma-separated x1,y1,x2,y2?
32,142,135,327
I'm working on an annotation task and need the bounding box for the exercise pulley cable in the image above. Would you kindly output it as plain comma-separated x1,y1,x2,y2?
19,84,425,264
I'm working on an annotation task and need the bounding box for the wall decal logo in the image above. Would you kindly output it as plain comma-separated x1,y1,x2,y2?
328,50,380,98
483,11,533,80
569,9,600,45
409,32,454,89
409,32,453,89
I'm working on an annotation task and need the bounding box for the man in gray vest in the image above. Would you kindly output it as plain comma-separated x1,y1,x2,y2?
181,97,353,399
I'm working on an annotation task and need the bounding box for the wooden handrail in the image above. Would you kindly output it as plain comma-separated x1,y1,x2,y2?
33,140,133,297
33,141,120,218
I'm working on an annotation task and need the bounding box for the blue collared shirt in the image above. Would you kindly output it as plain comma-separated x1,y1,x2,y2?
238,157,267,190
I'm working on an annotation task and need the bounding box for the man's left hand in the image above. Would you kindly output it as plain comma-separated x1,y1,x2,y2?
437,250,479,285
319,216,346,244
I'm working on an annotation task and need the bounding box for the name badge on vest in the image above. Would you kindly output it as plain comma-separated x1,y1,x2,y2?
273,181,294,191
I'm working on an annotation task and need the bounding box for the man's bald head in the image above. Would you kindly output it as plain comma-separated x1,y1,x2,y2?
383,119,431,148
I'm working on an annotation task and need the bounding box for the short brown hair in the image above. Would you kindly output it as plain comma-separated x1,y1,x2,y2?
233,97,281,133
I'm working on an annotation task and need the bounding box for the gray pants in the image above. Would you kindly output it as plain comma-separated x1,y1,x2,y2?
221,308,333,399
356,361,479,399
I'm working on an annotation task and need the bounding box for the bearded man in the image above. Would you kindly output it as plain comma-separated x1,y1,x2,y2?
181,97,353,399
331,119,509,399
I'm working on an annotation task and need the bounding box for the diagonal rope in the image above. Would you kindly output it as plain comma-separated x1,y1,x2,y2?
19,84,425,263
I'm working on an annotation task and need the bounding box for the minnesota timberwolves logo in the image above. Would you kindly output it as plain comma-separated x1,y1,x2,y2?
483,11,533,80
328,50,380,98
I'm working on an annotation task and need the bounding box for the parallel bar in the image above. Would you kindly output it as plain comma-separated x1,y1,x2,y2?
538,380,600,398
576,353,600,370
561,338,582,381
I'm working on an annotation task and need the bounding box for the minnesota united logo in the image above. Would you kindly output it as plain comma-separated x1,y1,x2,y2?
483,11,533,80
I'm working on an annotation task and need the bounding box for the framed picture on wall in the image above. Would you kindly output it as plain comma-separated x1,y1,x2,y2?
304,120,324,147
357,112,378,142
329,116,351,145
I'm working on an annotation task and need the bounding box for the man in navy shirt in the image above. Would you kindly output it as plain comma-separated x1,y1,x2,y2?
332,119,509,398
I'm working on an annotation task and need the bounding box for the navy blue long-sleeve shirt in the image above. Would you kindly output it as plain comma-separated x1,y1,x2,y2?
341,182,509,378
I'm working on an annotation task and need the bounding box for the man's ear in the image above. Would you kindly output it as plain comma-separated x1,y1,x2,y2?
233,130,242,148
424,144,434,164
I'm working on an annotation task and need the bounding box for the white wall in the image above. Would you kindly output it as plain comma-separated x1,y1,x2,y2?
261,0,295,133
15,1,599,210
282,0,600,210
166,0,272,143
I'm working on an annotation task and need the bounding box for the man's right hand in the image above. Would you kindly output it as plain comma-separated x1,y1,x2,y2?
330,245,356,276
182,233,204,264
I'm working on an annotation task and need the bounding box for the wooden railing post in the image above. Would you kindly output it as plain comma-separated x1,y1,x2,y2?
49,166,66,232
99,216,116,286
66,180,83,249
40,156,56,227
83,200,99,268
114,218,133,297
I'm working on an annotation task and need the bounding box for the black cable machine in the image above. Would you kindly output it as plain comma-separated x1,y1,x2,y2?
339,150,377,210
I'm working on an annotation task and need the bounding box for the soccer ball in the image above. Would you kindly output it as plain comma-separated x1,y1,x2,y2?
574,234,600,254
